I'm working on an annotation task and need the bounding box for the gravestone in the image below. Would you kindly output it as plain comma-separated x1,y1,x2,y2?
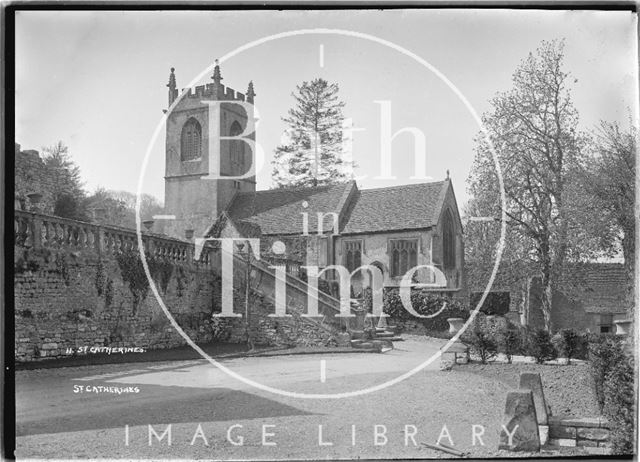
519,372,549,445
499,390,541,452
519,372,549,424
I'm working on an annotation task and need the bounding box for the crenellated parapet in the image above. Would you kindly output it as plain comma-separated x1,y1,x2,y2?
176,83,246,102
167,60,253,111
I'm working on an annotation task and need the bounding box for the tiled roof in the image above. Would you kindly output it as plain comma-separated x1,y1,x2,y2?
564,263,627,314
341,181,449,234
226,182,354,235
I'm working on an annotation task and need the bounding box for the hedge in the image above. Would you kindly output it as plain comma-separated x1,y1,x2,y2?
589,336,635,454
362,288,469,332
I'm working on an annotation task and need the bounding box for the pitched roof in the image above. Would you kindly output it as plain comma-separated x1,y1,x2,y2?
563,263,627,314
226,182,354,235
340,181,449,234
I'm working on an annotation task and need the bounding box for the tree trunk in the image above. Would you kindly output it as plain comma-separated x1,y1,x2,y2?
621,230,635,323
539,235,554,332
540,268,553,332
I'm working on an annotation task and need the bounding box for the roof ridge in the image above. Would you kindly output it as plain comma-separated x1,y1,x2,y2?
359,180,446,193
243,182,350,196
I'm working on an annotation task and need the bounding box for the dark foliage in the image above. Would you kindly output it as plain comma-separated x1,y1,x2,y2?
470,291,511,316
500,329,522,364
603,350,635,454
588,335,627,410
364,288,469,332
554,328,584,364
467,326,498,364
527,328,558,364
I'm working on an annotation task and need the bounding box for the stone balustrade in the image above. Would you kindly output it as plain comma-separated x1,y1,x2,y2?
14,210,212,268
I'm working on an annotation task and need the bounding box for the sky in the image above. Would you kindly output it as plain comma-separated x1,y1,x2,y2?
15,9,638,210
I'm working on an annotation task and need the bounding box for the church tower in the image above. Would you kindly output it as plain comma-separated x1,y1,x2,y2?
161,62,257,238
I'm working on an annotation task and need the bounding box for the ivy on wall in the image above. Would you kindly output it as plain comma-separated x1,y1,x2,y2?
95,259,106,296
114,250,182,314
150,259,174,294
115,250,151,314
54,253,71,286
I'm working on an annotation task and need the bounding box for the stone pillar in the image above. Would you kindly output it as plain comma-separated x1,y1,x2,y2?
499,390,541,452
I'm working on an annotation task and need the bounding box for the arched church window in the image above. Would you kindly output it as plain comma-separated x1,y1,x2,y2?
229,121,244,172
389,239,418,278
180,118,202,161
344,240,363,273
391,249,399,277
443,209,456,270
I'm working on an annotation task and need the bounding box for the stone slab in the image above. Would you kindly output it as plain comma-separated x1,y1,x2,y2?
548,438,577,447
549,416,607,428
499,390,540,452
549,424,576,439
576,427,609,442
576,439,598,447
519,372,549,425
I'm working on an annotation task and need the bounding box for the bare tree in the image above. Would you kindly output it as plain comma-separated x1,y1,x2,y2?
579,120,636,316
468,40,584,331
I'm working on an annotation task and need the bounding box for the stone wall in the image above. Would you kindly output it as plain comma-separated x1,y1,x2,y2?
14,144,58,215
14,210,344,362
14,211,221,362
548,416,611,450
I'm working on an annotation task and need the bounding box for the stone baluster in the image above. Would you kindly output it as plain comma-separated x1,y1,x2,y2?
96,225,105,254
31,214,42,248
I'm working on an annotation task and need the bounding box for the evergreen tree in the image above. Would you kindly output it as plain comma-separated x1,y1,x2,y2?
42,141,89,220
271,78,353,188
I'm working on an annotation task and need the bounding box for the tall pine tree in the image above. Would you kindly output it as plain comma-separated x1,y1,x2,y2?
271,78,353,188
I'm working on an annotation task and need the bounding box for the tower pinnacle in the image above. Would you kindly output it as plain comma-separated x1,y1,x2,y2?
212,59,223,85
167,67,177,106
247,80,256,103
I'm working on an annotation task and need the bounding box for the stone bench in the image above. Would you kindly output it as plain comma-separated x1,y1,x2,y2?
439,341,469,370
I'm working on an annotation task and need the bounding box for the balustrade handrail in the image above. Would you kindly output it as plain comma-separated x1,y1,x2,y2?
14,209,190,244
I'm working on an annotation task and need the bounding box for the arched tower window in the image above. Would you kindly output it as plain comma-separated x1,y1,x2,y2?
181,118,202,161
229,120,244,173
443,209,456,270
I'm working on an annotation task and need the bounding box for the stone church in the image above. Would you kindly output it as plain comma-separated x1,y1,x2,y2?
158,63,464,296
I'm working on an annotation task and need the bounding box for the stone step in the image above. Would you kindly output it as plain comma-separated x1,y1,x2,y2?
353,342,375,349
374,331,396,338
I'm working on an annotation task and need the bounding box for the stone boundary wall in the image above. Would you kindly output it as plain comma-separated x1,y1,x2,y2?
14,210,344,362
548,416,611,449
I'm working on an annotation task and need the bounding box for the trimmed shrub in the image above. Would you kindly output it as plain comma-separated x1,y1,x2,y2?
553,329,584,364
500,329,522,364
467,326,498,364
526,329,557,364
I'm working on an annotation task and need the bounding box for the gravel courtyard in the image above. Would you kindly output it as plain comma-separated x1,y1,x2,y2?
15,335,600,459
